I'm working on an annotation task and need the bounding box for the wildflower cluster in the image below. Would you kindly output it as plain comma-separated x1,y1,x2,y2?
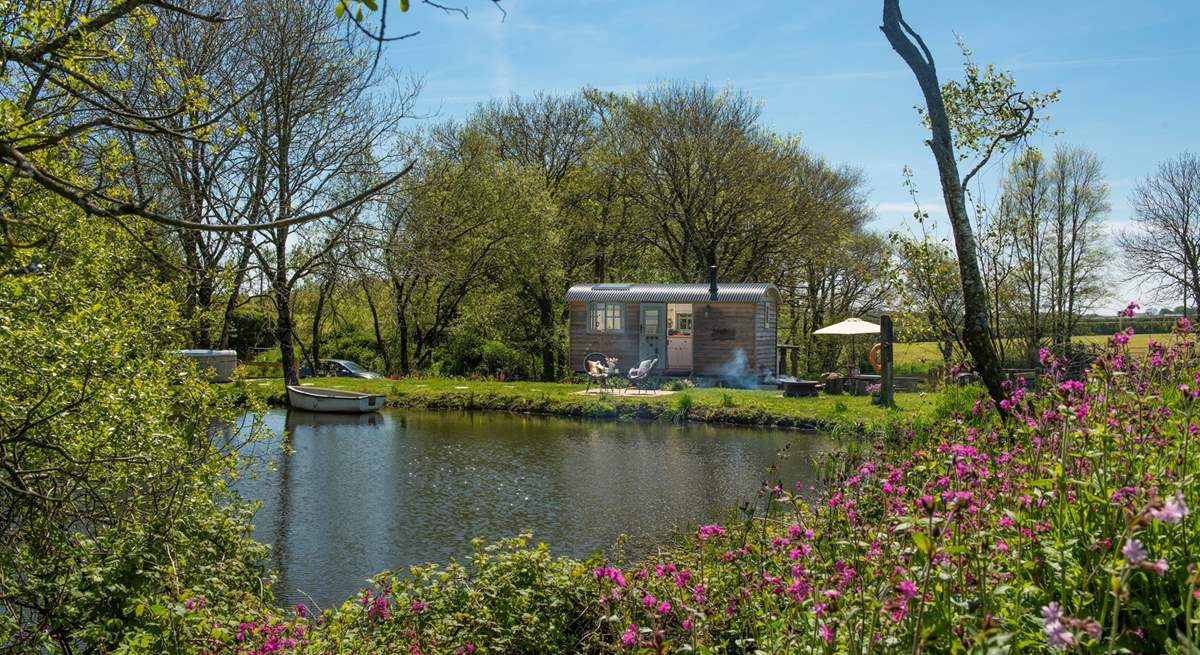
174,323,1200,653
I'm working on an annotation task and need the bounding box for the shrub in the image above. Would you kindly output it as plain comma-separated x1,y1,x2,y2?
0,208,270,653
479,339,531,379
324,330,386,372
227,307,277,358
675,392,695,422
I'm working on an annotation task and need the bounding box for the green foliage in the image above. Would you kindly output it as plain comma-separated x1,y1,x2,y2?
228,307,277,358
324,329,388,372
314,536,596,654
937,38,1061,170
435,331,532,379
0,187,269,651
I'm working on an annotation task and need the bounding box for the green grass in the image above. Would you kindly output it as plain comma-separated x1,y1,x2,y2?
243,376,944,434
892,332,1170,374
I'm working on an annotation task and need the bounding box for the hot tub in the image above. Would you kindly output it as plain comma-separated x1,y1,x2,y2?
172,349,238,383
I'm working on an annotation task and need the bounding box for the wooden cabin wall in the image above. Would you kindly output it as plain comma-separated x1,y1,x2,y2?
692,302,761,375
568,301,641,372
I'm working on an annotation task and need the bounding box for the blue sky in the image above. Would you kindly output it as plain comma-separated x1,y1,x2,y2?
384,1,1200,310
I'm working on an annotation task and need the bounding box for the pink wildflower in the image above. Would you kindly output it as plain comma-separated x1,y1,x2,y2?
1150,492,1189,524
1122,539,1147,564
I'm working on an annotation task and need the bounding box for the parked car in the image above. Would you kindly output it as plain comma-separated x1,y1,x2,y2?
320,359,383,379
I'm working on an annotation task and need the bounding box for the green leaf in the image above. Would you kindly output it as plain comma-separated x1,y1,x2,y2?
335,0,346,18
913,531,931,554
400,0,411,10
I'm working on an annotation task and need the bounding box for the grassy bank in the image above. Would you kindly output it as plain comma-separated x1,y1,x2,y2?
243,376,947,433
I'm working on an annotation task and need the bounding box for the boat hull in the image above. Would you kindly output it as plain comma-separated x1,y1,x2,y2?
286,385,386,413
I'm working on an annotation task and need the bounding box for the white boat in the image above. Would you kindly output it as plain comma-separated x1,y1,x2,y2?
286,385,386,413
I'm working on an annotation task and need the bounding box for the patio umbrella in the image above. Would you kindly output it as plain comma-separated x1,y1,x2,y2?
813,317,880,376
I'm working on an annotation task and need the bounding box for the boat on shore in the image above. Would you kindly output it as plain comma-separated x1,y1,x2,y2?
286,385,386,414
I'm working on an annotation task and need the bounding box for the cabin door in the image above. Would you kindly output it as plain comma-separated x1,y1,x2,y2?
639,303,666,365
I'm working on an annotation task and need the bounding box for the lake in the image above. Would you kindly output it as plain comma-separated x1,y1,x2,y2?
235,408,838,608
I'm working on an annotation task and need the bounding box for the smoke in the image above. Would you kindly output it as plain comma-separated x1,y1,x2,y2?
718,348,758,389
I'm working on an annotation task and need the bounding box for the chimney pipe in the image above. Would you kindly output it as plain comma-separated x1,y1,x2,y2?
708,265,718,301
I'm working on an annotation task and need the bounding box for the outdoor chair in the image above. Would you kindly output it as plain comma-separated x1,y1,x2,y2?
627,358,659,394
584,352,613,392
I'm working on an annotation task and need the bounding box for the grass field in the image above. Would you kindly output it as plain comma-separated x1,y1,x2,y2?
243,375,948,433
891,332,1169,374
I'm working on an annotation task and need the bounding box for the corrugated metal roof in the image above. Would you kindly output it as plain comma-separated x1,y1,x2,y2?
565,282,779,303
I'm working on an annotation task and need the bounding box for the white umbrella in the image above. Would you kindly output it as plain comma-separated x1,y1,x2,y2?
813,317,880,376
812,317,880,336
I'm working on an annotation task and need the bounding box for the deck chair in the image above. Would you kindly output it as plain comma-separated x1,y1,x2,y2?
627,358,659,394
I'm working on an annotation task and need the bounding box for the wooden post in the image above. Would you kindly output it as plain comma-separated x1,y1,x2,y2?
778,347,786,377
790,346,798,377
880,314,895,407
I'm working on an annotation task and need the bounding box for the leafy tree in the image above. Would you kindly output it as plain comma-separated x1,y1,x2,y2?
0,176,268,652
382,125,528,374
881,1,1058,405
590,82,815,282
473,94,595,380
1,0,407,253
235,0,415,385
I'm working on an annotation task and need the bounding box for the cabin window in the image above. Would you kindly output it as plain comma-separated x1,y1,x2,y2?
588,302,624,333
762,301,773,330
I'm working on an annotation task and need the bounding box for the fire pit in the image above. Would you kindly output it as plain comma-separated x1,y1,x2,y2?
781,379,821,397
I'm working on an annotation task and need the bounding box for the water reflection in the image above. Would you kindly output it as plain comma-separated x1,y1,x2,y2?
236,408,838,608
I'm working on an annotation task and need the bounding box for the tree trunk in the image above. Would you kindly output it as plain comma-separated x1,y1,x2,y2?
273,237,300,386
881,0,1007,406
392,277,411,375
310,276,333,370
219,243,254,350
362,278,391,374
195,274,215,350
538,293,556,381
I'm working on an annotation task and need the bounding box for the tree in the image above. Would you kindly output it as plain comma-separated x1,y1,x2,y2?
0,164,268,654
1118,152,1200,311
115,1,259,348
0,0,410,251
1045,145,1110,344
382,126,521,374
236,0,415,385
473,94,594,380
591,82,817,282
1001,148,1051,362
881,1,1057,406
891,231,966,367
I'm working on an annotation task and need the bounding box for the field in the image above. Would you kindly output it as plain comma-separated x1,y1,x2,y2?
891,332,1168,374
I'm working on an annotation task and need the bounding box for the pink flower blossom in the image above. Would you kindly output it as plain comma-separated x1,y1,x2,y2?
1122,539,1147,564
1150,492,1189,524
